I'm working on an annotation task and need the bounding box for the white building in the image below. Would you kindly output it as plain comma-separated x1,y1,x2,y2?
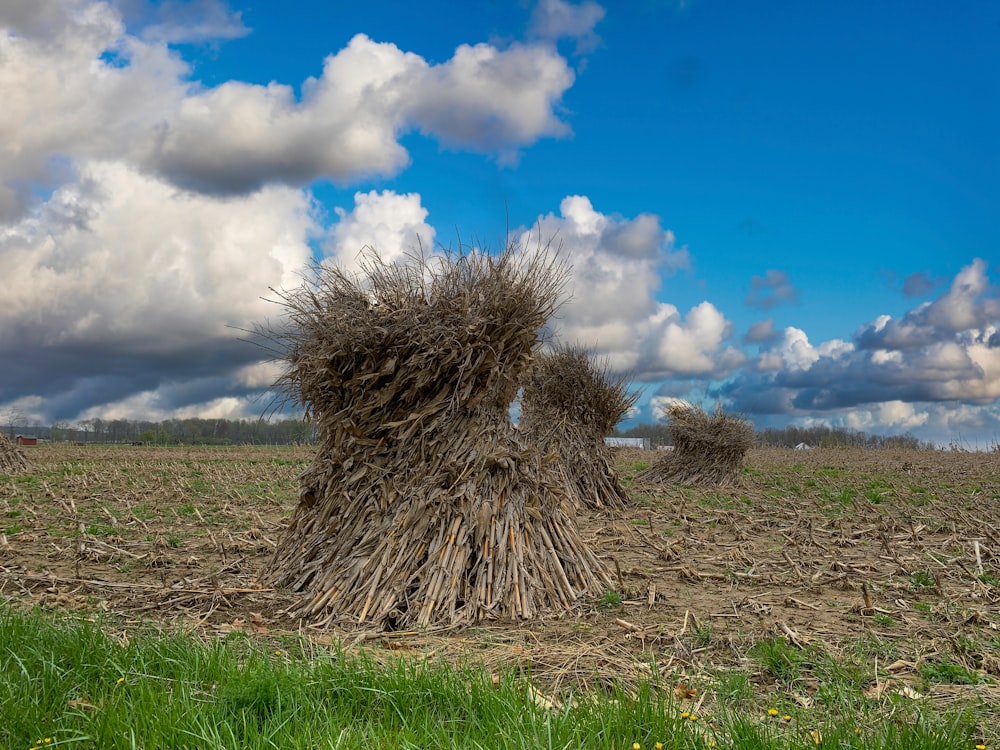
604,437,650,450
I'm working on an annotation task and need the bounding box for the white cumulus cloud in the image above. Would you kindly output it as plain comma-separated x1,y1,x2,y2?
842,401,928,432
1,5,579,213
0,160,317,420
755,326,850,372
0,160,315,349
0,1,188,218
528,0,606,54
516,195,740,381
325,190,437,275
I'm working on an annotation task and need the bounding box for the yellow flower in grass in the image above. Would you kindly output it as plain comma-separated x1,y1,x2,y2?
689,714,699,722
656,744,664,750
633,743,641,749
975,745,986,750
680,711,690,719
783,715,792,722
116,676,125,684
767,708,778,716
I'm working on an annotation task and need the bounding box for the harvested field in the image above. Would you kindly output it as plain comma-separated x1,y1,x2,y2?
2,444,1000,739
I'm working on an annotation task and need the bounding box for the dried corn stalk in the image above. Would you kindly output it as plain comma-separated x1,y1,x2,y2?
519,345,637,510
0,432,30,474
637,402,752,487
261,243,610,629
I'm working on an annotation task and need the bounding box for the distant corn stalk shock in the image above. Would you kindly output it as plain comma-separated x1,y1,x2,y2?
519,345,638,510
0,432,30,474
637,403,753,487
259,243,611,630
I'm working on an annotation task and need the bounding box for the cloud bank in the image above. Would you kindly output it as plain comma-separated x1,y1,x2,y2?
517,195,746,381
1,1,997,447
0,2,577,217
717,258,1000,444
0,0,585,424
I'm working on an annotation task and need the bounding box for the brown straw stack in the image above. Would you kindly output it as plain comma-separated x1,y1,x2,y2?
637,402,753,487
0,432,30,474
261,244,611,629
519,345,638,510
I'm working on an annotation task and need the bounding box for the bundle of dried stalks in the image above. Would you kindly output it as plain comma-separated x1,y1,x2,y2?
0,432,30,474
637,403,753,487
261,243,611,629
519,345,638,510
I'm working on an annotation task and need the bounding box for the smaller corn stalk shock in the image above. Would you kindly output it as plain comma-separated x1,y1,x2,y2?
637,402,753,487
0,432,31,474
519,344,638,511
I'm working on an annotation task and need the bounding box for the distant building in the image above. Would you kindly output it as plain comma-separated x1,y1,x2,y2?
605,437,650,450
15,435,37,446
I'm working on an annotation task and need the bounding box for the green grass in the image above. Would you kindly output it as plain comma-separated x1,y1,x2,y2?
861,478,892,503
918,660,985,688
598,589,624,609
2,604,693,750
910,570,937,590
0,604,985,750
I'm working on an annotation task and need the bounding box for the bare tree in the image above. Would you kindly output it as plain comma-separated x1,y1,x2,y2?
4,407,24,440
51,420,71,442
77,419,94,443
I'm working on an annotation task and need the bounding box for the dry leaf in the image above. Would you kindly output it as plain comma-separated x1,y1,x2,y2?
527,685,561,711
68,696,97,712
863,681,890,699
249,613,269,634
673,682,698,700
811,729,822,745
897,685,923,700
383,641,413,651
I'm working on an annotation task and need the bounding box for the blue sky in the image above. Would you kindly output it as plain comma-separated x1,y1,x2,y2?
1,0,999,447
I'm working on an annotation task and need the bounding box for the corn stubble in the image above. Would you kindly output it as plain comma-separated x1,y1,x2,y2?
260,244,611,629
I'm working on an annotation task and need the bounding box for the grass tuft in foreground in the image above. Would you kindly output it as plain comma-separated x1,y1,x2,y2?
0,603,980,749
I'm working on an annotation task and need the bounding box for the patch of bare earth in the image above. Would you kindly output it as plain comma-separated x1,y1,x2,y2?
2,444,999,735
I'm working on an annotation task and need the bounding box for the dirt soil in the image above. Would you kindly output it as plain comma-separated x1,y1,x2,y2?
3,444,1000,722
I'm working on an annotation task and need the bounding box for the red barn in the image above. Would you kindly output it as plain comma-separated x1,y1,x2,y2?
15,435,37,446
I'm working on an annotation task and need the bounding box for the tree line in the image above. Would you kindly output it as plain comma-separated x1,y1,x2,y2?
8,415,933,450
613,422,934,450
6,417,316,446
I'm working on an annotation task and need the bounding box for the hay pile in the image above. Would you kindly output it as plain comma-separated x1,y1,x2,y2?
636,402,752,487
263,245,610,629
519,345,637,510
0,432,30,474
